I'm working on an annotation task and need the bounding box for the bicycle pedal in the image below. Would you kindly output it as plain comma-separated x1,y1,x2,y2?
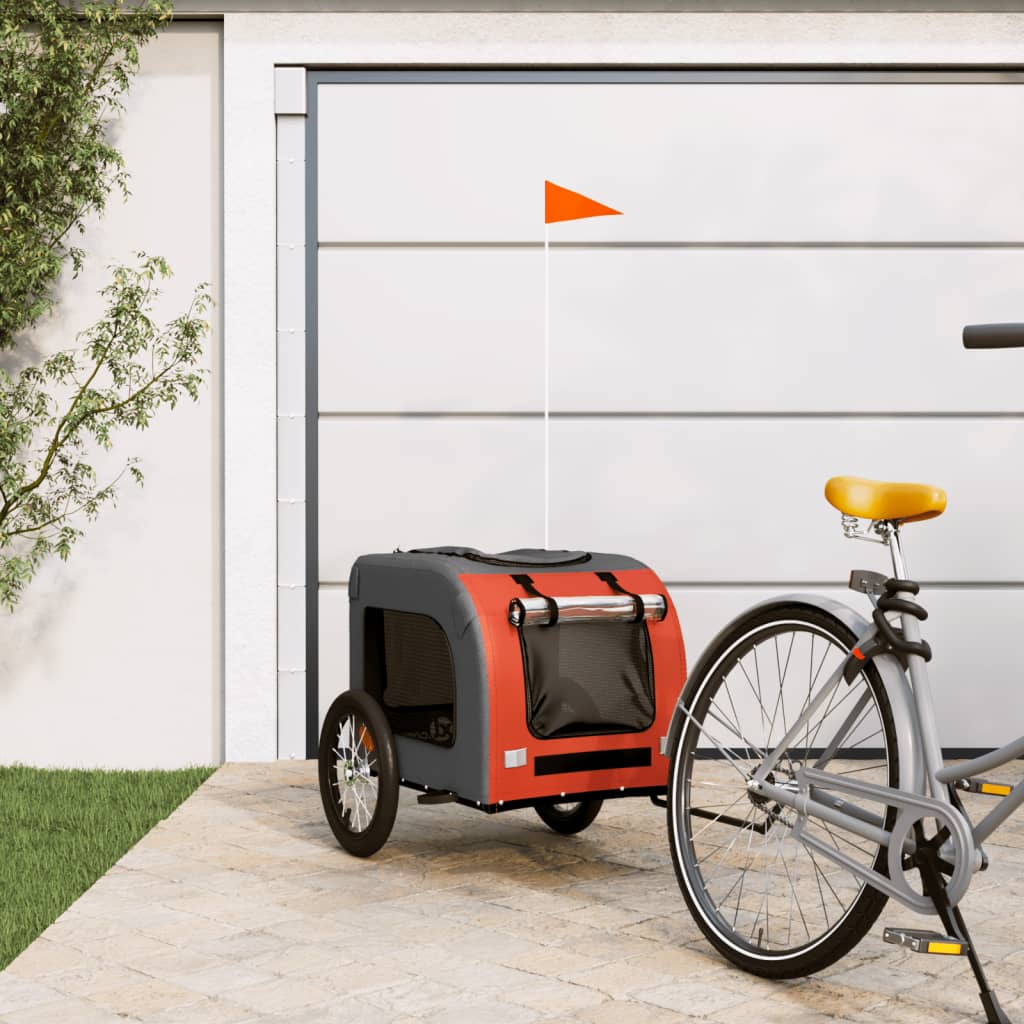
955,778,1013,797
883,928,969,956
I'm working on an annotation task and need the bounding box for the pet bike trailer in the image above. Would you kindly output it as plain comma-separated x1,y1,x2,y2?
318,547,687,856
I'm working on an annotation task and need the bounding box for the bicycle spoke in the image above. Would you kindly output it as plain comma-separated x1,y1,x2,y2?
690,792,751,841
673,616,894,964
330,714,380,835
805,846,833,929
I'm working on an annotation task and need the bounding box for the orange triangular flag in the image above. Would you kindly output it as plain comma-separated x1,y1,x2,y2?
545,180,621,224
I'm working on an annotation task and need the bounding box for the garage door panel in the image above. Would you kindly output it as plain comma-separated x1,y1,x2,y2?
552,417,1022,582
317,580,1024,747
671,586,1024,749
317,417,1022,584
318,83,1024,242
554,249,1024,413
317,247,1024,413
318,248,543,412
317,418,544,583
319,587,349,725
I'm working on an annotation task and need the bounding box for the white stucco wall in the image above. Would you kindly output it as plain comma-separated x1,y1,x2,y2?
0,23,223,769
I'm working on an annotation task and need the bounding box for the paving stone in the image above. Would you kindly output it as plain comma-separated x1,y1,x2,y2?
85,974,203,1016
4,759,1023,1023
418,995,541,1023
240,942,354,978
143,996,261,1023
571,1000,700,1024
500,977,610,1017
3,940,88,980
707,994,843,1024
40,961,145,999
564,959,679,999
75,921,191,960
0,994,126,1023
501,947,609,979
827,959,931,995
362,976,467,1016
169,962,279,997
0,976,62,1015
632,977,752,1016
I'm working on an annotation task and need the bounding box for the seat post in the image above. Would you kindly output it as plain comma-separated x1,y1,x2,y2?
882,522,909,579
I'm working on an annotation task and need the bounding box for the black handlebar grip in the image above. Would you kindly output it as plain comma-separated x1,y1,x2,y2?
963,323,1024,349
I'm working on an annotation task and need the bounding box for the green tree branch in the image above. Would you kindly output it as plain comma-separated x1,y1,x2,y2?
0,0,172,350
0,257,211,610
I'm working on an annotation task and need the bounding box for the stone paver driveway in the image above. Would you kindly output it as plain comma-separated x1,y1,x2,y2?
3,760,1024,1023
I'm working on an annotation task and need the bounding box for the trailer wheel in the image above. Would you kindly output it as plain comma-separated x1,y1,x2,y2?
535,798,603,835
319,691,399,857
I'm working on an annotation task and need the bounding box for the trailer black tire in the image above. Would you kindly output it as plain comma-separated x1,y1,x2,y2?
535,798,603,835
319,690,399,857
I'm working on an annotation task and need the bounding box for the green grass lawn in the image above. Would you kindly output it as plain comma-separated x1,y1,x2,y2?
0,764,215,970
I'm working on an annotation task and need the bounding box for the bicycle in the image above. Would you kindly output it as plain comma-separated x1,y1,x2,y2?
664,322,1024,1024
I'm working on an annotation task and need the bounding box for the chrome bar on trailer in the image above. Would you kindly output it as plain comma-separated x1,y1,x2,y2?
508,593,667,627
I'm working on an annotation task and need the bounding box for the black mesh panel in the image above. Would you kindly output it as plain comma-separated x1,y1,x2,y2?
520,621,655,739
372,610,455,747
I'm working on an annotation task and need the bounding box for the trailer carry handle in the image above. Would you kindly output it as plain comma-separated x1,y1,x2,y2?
509,592,667,627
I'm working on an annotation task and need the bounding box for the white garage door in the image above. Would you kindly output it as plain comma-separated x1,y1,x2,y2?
309,70,1024,753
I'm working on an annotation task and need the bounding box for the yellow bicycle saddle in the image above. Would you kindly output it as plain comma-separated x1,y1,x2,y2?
824,476,947,524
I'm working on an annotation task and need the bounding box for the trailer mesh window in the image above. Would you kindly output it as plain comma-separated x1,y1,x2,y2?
519,621,655,739
365,609,455,747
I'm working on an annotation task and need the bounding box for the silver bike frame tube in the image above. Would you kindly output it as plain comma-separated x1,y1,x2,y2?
885,529,951,806
813,688,872,768
935,736,1024,783
931,735,1024,844
972,778,1024,844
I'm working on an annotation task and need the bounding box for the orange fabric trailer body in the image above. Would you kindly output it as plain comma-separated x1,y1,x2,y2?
462,568,686,805
348,548,686,812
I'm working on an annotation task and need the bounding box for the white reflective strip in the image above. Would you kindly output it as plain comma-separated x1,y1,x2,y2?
504,748,527,769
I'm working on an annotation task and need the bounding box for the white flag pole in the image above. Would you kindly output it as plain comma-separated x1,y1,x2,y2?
544,222,550,551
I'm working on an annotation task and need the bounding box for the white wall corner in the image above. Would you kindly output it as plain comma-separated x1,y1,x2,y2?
277,330,306,417
277,670,307,760
278,585,307,672
223,30,279,763
277,498,306,588
275,77,309,760
274,66,307,116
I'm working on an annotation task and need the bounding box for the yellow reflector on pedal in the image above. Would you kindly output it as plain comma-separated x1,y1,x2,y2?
980,783,1012,797
927,941,962,955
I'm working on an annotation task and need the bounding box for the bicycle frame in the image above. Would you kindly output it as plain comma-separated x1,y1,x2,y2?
713,523,1024,913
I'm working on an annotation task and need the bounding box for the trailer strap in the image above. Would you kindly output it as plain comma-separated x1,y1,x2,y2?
511,574,559,627
595,571,646,623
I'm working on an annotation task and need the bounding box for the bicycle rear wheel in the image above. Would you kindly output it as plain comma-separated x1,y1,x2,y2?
668,603,898,978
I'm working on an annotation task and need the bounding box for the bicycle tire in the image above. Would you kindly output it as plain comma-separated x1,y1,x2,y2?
667,602,898,978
